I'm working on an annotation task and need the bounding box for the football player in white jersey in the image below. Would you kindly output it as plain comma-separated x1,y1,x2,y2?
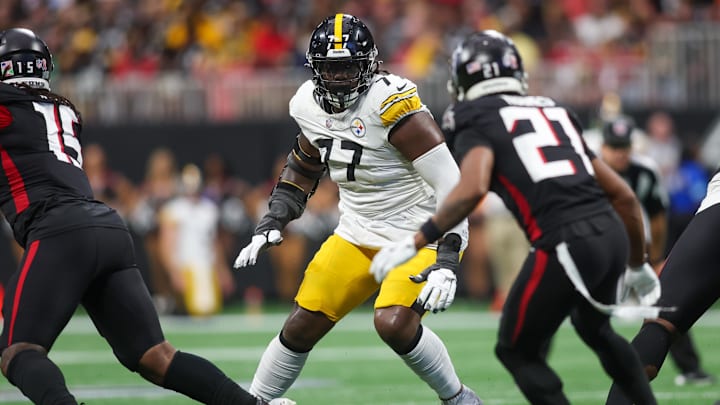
158,164,234,317
234,14,480,405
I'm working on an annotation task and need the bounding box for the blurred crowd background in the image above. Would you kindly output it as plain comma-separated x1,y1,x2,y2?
1,0,720,316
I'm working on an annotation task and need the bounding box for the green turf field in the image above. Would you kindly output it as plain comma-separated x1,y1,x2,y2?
1,302,718,404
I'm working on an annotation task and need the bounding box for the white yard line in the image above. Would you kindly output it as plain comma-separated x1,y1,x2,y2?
1,310,718,403
48,346,396,365
57,309,720,335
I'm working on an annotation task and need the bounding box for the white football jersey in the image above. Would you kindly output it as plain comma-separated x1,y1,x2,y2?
290,74,441,248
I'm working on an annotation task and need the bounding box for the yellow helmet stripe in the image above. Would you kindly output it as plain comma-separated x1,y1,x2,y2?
334,13,343,49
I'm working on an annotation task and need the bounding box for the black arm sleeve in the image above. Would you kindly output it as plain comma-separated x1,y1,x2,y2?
435,233,461,273
255,182,308,234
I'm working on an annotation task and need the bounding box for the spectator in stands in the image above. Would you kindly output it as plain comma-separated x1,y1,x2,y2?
83,143,137,216
644,111,682,181
127,148,180,314
202,153,254,281
665,140,710,252
482,194,529,312
455,202,492,302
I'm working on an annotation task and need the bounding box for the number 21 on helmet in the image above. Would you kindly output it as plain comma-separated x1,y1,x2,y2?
448,30,527,102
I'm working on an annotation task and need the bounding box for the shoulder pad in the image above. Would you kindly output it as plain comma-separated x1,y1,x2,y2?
366,73,426,128
289,80,317,118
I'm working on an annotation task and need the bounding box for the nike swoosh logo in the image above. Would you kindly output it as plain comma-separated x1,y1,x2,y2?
396,83,407,91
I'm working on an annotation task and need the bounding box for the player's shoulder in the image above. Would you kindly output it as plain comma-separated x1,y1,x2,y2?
364,73,425,127
496,94,582,127
365,73,419,108
0,82,36,104
449,94,516,128
289,80,317,117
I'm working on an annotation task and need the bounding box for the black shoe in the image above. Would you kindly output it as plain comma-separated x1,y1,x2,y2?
675,370,716,386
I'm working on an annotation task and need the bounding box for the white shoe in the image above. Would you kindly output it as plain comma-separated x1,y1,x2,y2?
441,384,483,405
268,399,296,405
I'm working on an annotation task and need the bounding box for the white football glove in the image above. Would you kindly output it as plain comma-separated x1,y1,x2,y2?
369,236,418,283
617,263,661,306
414,268,457,313
233,229,283,268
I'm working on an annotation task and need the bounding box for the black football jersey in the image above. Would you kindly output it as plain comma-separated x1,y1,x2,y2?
0,83,121,244
443,94,610,243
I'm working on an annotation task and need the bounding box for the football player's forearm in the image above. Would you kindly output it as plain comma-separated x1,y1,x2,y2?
615,196,647,267
416,191,480,249
412,142,469,242
435,194,480,235
649,213,667,265
256,145,326,234
593,157,647,266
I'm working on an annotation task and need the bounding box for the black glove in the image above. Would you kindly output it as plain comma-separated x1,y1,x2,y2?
409,233,461,283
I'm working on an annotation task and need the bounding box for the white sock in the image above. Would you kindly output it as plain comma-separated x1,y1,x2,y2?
400,325,463,400
249,334,309,401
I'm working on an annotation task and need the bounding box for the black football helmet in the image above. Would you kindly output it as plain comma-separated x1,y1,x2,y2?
306,14,379,110
448,30,527,101
0,28,53,90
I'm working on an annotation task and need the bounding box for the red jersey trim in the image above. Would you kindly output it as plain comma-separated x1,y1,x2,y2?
497,174,542,241
0,146,29,213
0,106,12,129
512,248,548,344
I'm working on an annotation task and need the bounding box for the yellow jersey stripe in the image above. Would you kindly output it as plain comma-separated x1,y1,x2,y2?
380,94,423,127
379,87,418,110
334,14,343,50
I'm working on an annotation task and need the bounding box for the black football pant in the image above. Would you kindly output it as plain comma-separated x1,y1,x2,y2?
0,226,164,370
495,213,655,405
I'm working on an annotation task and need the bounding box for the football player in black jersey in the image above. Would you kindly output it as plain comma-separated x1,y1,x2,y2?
0,28,294,405
600,117,715,388
371,30,662,404
606,187,720,404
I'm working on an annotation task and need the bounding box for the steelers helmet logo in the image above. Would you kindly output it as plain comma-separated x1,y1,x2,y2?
350,118,366,138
